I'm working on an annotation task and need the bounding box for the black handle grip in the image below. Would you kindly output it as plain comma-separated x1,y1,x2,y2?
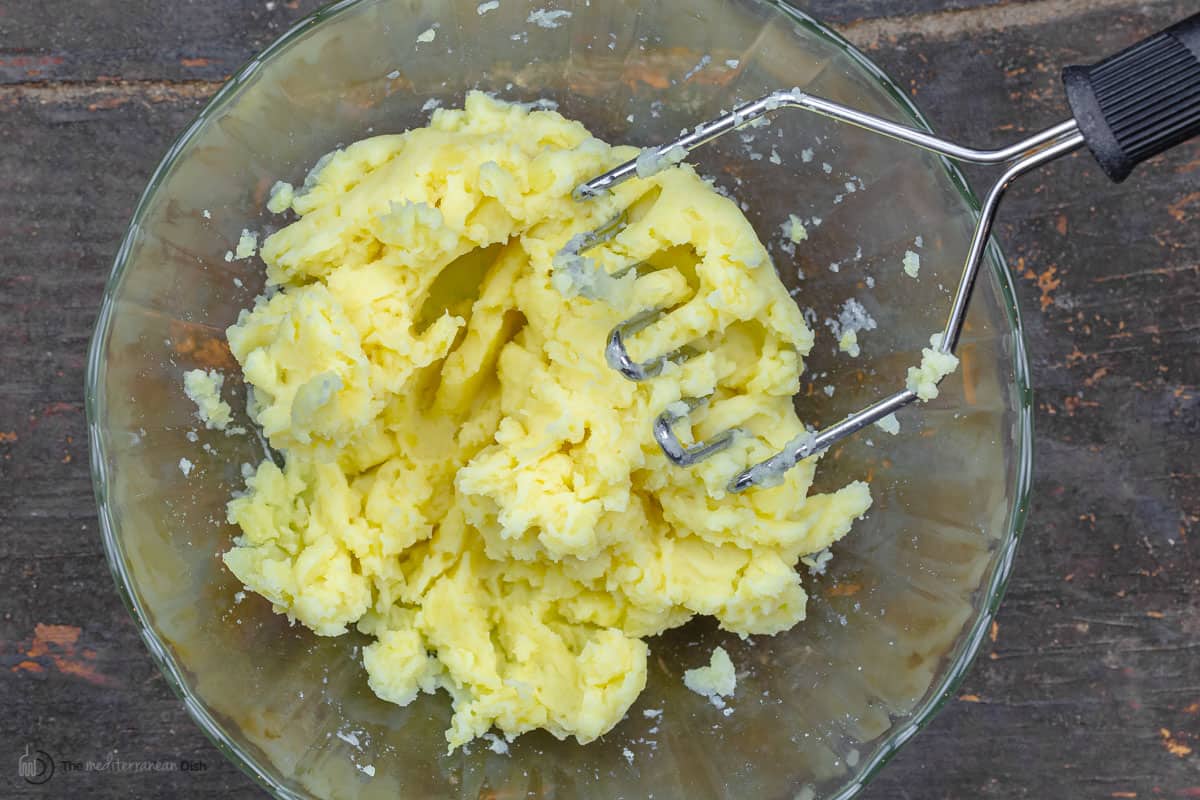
1062,13,1200,182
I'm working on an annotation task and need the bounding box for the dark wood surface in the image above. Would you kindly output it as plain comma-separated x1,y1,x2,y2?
2,1,1197,797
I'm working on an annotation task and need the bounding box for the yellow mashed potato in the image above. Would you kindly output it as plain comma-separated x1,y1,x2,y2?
683,646,737,700
906,333,960,401
218,92,871,751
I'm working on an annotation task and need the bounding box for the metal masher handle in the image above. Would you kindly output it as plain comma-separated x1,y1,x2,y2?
573,12,1200,492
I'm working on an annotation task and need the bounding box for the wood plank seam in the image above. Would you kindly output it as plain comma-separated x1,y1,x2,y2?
842,0,1179,48
0,80,221,104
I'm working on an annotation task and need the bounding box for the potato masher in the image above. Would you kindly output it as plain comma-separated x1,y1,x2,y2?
561,12,1200,493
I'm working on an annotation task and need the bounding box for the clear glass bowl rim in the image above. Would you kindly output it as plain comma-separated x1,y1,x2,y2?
84,2,1034,797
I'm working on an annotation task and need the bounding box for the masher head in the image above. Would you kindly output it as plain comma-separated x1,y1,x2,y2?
556,81,1098,491
566,12,1200,491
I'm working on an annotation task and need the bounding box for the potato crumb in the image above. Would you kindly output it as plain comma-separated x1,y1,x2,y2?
684,646,736,700
829,298,875,358
183,369,233,430
838,329,860,358
634,144,687,179
906,333,959,400
235,229,258,260
801,549,832,575
902,249,920,278
266,181,294,214
416,26,437,43
875,413,900,435
785,213,808,243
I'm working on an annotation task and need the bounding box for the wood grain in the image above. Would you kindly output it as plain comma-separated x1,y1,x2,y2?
1,1,1196,798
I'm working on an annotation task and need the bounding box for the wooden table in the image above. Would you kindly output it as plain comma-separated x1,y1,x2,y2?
2,1,1197,797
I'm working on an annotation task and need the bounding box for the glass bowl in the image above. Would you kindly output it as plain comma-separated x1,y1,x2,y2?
86,1,1031,797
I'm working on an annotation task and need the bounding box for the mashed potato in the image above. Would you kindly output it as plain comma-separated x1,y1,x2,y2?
183,368,232,430
906,333,959,401
684,646,737,700
216,93,871,751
